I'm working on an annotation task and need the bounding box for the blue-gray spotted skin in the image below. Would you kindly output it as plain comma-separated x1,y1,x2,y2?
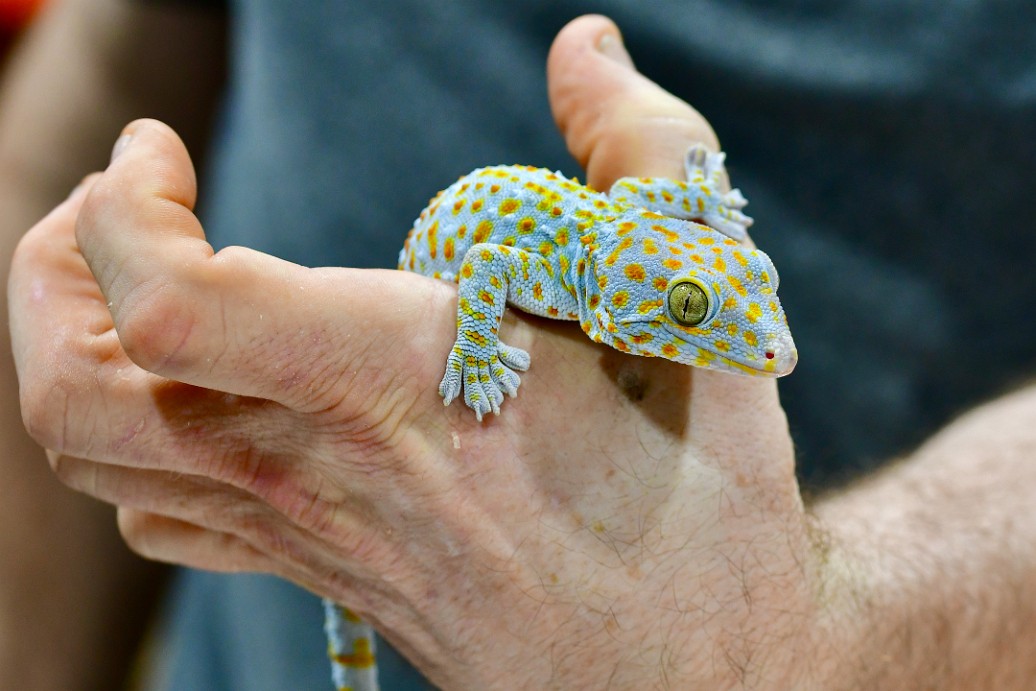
398,144,797,420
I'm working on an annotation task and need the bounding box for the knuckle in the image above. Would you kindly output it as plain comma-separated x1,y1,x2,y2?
20,375,73,452
115,279,201,375
75,175,123,247
116,510,154,558
11,223,47,270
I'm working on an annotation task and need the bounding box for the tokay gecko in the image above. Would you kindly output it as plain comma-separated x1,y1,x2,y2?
323,144,797,691
401,143,796,420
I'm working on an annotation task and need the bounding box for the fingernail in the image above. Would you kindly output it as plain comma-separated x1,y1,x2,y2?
110,133,133,164
597,32,634,68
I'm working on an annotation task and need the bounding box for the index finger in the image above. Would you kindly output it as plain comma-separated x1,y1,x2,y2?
75,120,450,412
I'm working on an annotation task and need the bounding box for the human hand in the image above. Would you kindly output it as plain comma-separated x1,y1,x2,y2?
10,15,831,689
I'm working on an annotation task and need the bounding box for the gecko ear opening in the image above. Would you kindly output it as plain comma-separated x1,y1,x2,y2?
755,249,780,290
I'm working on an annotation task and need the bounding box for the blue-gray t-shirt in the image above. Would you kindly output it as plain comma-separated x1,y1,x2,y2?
149,2,1036,688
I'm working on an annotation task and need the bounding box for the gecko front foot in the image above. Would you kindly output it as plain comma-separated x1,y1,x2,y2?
439,342,528,421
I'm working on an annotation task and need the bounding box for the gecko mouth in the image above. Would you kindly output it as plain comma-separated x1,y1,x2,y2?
731,330,797,376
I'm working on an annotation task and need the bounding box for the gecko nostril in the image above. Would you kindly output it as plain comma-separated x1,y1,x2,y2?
765,351,775,360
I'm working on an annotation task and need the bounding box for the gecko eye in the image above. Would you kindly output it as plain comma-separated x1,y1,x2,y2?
666,279,711,326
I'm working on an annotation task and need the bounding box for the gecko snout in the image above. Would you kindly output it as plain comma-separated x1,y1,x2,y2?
767,330,798,376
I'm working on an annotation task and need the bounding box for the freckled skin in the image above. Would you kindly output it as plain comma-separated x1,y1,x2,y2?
399,144,797,420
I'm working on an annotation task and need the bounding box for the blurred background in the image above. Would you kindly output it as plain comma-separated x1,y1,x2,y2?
0,0,43,57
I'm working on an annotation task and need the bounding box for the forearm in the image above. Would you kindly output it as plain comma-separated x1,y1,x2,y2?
815,384,1036,689
0,1,226,687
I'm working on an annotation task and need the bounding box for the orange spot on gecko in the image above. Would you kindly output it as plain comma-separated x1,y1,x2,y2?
499,198,521,215
465,331,489,347
728,275,747,297
332,638,376,669
427,221,438,259
624,264,646,281
605,236,634,266
650,224,679,242
474,220,493,243
638,299,663,314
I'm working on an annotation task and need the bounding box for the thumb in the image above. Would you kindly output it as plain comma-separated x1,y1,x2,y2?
547,16,797,486
72,119,443,414
548,15,720,187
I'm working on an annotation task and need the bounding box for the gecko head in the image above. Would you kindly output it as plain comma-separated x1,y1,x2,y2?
587,220,797,377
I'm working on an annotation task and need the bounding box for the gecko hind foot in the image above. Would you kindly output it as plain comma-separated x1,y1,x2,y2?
683,144,753,241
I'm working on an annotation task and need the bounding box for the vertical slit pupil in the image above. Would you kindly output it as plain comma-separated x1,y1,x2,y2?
668,281,708,326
